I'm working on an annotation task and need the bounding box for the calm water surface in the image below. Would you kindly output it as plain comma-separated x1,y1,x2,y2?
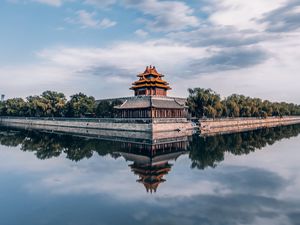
0,125,300,225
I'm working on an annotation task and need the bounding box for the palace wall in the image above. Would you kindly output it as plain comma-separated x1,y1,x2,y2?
200,116,300,136
152,118,193,132
0,117,193,133
0,117,194,143
2,116,300,139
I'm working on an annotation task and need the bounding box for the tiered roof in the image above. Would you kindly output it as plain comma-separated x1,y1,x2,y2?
130,65,171,90
114,96,185,109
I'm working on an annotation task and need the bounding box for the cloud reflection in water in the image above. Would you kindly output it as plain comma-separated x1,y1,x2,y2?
0,125,300,225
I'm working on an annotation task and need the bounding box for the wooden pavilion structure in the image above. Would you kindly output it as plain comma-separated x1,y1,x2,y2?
115,66,186,118
130,65,171,96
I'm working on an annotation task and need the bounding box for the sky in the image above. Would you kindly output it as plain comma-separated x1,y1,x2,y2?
0,0,300,103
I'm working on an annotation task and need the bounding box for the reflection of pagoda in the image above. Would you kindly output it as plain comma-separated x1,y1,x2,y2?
118,139,188,193
131,161,171,193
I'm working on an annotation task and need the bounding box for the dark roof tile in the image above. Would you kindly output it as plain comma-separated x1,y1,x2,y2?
114,96,184,109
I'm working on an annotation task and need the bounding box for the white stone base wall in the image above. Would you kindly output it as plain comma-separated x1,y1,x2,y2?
0,117,151,131
200,116,300,136
0,117,193,133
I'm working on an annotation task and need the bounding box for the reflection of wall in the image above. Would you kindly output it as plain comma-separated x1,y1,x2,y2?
120,139,190,153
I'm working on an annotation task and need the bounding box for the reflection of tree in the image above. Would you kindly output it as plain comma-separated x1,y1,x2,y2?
0,127,123,161
188,124,300,170
0,124,300,168
21,132,64,159
188,135,225,169
0,130,26,147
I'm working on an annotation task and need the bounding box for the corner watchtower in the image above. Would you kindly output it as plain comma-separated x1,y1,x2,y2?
130,65,171,96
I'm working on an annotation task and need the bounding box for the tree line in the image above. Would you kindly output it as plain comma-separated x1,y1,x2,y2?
1,88,300,118
187,88,300,118
0,91,122,118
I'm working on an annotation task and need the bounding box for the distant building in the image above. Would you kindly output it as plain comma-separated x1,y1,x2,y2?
114,66,187,118
0,94,4,102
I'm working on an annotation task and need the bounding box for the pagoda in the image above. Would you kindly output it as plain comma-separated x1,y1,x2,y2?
115,66,187,118
130,65,171,96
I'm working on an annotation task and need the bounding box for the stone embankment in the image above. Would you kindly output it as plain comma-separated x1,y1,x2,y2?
1,116,300,138
0,117,193,143
0,117,193,133
200,116,300,136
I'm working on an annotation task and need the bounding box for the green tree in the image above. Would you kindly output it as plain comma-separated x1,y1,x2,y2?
2,98,27,116
65,93,95,117
187,87,300,119
223,98,240,117
0,101,5,116
26,95,47,117
187,88,223,118
96,99,123,118
40,91,67,117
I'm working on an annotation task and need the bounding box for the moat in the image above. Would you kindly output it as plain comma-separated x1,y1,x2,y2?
0,125,300,225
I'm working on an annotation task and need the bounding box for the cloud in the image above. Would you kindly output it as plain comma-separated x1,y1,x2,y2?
0,64,73,98
83,0,116,8
167,25,268,48
36,40,203,75
3,0,300,102
3,31,300,102
174,35,300,103
77,65,132,84
208,0,288,30
190,47,269,73
134,29,149,38
98,17,117,28
288,212,300,225
215,166,287,195
33,0,62,6
65,10,116,29
123,0,199,32
7,0,63,6
0,40,202,98
1,142,298,225
260,0,300,32
151,194,298,225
